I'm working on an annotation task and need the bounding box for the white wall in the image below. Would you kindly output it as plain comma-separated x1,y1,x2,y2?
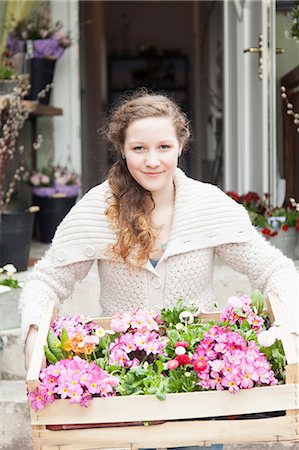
51,0,81,175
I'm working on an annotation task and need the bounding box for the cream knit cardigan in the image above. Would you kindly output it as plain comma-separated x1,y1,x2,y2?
19,169,298,345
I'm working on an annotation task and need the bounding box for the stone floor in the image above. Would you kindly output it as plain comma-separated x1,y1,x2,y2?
1,240,298,450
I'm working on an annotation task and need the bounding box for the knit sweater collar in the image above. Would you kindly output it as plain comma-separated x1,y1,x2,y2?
50,168,257,269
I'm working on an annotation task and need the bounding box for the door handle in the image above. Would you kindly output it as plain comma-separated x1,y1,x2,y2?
244,33,263,79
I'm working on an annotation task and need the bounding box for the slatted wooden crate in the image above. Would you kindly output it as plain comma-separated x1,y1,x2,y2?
27,293,298,450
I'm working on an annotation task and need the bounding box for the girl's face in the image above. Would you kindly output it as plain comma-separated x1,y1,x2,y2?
123,116,182,196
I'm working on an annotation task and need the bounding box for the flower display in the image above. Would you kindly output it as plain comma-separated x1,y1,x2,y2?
226,191,299,237
29,356,119,410
24,164,81,198
6,2,71,61
28,292,286,411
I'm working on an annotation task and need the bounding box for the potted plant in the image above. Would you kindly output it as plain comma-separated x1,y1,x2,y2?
23,164,81,243
226,191,299,259
0,84,40,271
5,2,71,104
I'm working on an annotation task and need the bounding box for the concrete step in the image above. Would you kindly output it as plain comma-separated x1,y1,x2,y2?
0,380,34,449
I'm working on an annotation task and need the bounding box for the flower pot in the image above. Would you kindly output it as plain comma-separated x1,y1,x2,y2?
24,57,56,104
32,195,76,243
0,210,35,271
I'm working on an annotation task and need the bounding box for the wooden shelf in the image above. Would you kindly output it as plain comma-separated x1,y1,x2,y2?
0,97,63,117
24,101,63,117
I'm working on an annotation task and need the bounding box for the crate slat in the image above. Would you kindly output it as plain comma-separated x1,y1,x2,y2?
33,416,298,449
30,383,298,426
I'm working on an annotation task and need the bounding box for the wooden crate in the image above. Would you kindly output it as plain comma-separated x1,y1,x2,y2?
27,293,299,450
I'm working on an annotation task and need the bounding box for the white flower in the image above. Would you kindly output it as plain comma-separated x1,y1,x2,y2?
227,296,243,309
184,372,191,378
175,346,186,356
268,326,282,340
95,327,106,338
175,323,184,330
257,329,277,347
3,264,17,275
179,311,194,324
0,285,11,293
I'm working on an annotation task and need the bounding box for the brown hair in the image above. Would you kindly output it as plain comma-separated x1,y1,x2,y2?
104,91,190,264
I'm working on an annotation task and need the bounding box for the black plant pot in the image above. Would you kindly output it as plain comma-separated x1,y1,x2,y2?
33,196,76,243
0,210,35,271
25,58,56,105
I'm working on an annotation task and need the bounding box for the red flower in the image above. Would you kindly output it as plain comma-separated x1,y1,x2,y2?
175,354,191,366
243,191,260,205
175,341,189,348
193,360,208,372
262,227,271,236
226,191,241,203
282,224,289,232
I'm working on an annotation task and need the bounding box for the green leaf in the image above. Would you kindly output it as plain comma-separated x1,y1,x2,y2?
156,390,166,401
234,308,248,318
251,290,264,315
44,345,58,364
60,328,69,351
47,330,64,360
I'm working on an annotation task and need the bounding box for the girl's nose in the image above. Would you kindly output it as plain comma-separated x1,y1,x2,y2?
145,153,160,168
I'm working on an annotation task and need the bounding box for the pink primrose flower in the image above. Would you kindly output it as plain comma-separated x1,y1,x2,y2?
80,391,92,408
69,389,83,404
221,374,241,393
210,374,224,391
130,309,148,330
208,359,225,373
110,316,130,333
145,339,161,355
28,387,47,410
240,295,251,312
247,312,264,330
109,348,131,367
120,333,137,353
240,365,258,389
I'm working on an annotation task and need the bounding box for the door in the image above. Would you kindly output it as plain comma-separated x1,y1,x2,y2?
223,0,277,202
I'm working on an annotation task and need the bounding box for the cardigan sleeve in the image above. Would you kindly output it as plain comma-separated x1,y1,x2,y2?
214,234,299,335
18,255,94,349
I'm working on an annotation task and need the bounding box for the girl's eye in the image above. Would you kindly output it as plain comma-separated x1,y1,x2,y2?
160,145,170,150
133,146,144,151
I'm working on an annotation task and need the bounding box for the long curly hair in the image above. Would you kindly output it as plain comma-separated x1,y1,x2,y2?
104,91,190,264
